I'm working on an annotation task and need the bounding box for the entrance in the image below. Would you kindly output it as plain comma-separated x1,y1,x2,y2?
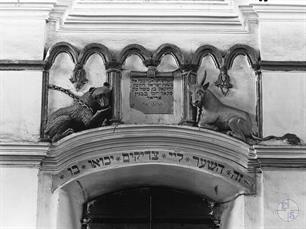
81,186,218,229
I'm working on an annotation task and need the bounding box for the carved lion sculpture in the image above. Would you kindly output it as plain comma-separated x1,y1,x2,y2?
191,71,301,145
45,82,112,142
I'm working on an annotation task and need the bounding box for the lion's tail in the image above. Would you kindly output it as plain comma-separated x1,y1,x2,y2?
250,133,301,145
251,134,279,141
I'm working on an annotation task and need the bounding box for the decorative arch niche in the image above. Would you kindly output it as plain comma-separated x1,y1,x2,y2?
41,42,262,142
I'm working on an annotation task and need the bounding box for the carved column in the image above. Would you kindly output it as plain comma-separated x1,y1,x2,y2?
106,62,122,123
40,69,50,140
254,67,263,138
181,65,198,125
180,64,198,126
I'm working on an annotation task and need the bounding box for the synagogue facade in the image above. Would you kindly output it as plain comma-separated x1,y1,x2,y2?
0,0,306,229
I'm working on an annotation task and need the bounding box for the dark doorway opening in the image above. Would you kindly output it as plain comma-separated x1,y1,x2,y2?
81,186,219,229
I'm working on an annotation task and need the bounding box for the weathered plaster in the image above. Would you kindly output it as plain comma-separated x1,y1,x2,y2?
0,71,42,142
262,71,306,142
263,169,306,229
0,167,39,229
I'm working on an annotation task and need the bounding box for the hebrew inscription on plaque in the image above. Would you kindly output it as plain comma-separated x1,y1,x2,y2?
130,77,174,114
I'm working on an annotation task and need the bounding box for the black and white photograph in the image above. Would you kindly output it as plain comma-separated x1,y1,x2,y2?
0,0,305,228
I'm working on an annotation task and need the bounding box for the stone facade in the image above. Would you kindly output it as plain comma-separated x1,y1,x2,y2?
0,1,306,229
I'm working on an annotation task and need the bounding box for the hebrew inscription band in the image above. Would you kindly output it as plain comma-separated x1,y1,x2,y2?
130,77,174,114
52,150,255,191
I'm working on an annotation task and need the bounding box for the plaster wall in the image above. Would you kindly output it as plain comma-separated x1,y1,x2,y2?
220,173,263,229
259,21,306,61
0,19,45,60
262,71,306,142
0,167,39,229
262,169,306,229
0,12,46,142
0,71,42,142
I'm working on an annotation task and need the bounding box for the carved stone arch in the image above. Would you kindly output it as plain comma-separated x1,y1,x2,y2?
78,43,113,66
192,45,223,70
40,42,79,139
38,125,256,229
42,125,256,196
44,42,79,70
224,44,260,71
119,44,152,65
153,43,185,67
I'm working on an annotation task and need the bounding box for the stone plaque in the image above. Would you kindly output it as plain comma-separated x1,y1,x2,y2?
130,77,173,114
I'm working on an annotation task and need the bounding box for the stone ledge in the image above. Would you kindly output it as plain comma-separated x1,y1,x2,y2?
0,142,49,167
0,1,56,19
251,145,306,169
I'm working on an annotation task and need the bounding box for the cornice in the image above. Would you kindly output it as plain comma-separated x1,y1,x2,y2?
259,61,306,71
251,4,306,21
251,145,306,169
0,60,45,70
0,143,49,167
49,0,246,33
0,1,57,19
1,129,305,170
42,125,253,172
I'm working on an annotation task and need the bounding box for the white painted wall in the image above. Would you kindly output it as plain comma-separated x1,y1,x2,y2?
221,195,245,229
0,19,45,60
0,71,42,142
262,71,306,142
263,170,306,229
0,167,39,229
259,21,306,61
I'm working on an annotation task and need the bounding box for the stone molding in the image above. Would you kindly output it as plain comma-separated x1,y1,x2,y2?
40,125,252,172
40,125,256,200
0,1,56,19
259,61,306,71
40,42,262,138
0,60,45,70
1,128,306,170
251,145,306,169
0,143,49,167
50,0,245,33
45,1,306,33
251,3,306,21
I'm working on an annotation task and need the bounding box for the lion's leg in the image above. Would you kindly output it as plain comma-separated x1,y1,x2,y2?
227,118,247,142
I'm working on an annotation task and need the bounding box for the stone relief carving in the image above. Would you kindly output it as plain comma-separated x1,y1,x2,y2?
45,83,112,142
42,42,303,145
191,71,301,145
70,64,88,90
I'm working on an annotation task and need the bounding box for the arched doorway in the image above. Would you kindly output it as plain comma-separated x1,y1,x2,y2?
81,186,218,229
38,125,256,229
